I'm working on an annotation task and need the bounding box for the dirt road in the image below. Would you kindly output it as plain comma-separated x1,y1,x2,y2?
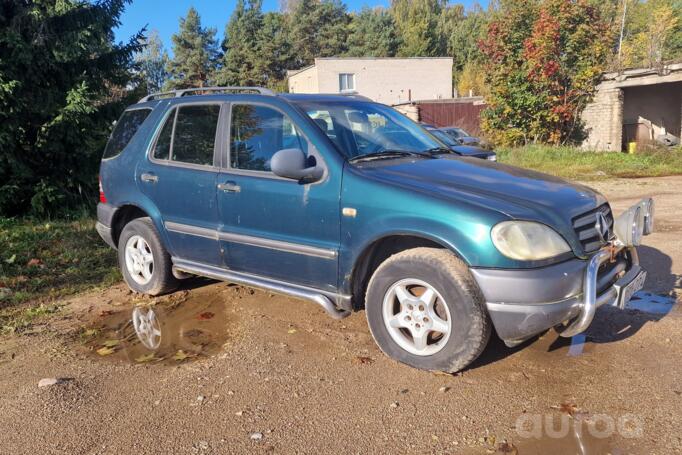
0,176,680,454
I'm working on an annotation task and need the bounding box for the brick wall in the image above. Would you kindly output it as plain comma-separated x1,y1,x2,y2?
581,87,623,151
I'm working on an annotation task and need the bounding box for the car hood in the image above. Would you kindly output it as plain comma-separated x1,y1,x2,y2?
448,144,492,156
356,156,606,239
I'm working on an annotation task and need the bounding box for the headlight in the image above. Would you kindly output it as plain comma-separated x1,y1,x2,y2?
491,221,571,261
614,205,643,246
639,198,654,235
486,155,497,161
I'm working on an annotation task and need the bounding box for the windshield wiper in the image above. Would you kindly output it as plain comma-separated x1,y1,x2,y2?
349,149,433,163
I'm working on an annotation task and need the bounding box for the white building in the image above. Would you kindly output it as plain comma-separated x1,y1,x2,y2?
287,57,454,105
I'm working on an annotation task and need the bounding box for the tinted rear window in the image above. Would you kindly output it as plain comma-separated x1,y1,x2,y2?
103,108,151,159
171,105,220,166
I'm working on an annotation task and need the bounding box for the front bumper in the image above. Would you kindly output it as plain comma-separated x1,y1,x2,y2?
471,246,643,343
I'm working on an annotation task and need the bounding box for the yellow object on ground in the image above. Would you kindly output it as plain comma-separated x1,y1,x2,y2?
628,142,637,154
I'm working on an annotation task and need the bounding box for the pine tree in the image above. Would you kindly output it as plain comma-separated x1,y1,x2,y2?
289,0,349,68
166,7,219,89
0,0,142,216
218,0,264,86
256,12,294,89
136,30,170,93
346,7,400,57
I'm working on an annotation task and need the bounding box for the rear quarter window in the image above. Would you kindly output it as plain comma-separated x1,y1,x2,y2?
103,108,152,159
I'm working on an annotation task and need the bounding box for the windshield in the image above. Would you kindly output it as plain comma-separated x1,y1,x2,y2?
444,127,469,139
428,129,458,147
297,101,441,159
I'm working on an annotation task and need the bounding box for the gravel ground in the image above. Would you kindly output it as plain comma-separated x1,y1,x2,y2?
0,176,680,455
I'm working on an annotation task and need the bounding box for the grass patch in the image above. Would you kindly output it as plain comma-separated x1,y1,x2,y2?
0,303,63,334
0,217,119,309
496,145,682,180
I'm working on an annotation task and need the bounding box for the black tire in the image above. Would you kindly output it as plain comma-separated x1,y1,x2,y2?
365,247,491,373
117,217,178,296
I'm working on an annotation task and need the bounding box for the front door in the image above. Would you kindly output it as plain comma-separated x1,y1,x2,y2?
138,102,224,266
216,103,340,290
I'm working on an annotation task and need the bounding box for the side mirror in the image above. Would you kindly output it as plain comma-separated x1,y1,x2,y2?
270,148,323,182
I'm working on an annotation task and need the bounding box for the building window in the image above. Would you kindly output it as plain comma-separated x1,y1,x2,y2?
339,73,355,92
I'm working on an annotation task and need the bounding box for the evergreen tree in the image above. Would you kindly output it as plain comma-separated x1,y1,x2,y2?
345,7,400,57
0,0,142,216
166,7,219,89
256,12,294,89
135,30,170,94
289,0,349,67
448,8,487,72
218,0,264,86
390,0,445,56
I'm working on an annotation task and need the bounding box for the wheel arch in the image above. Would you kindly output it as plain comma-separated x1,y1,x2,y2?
347,232,468,311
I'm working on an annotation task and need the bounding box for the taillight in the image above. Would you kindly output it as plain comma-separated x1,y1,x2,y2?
99,175,107,203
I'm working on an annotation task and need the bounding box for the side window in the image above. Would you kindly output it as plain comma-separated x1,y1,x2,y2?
152,110,175,160
171,105,220,166
230,104,307,172
103,108,151,159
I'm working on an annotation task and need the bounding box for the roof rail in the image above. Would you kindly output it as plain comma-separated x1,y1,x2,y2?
138,86,275,103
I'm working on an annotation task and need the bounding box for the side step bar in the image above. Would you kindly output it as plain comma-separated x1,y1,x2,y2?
172,258,351,320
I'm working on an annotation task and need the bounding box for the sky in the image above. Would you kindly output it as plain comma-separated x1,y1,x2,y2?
114,0,392,51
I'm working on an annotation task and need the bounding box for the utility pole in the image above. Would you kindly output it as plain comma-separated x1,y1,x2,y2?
617,0,628,65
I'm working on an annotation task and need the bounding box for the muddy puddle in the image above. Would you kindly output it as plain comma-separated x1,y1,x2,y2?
80,289,236,365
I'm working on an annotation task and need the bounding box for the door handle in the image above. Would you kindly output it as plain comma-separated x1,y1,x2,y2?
140,173,158,183
217,182,241,193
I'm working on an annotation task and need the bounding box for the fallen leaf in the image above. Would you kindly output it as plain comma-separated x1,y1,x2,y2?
135,353,155,363
96,346,115,356
99,310,115,317
4,254,16,264
102,339,119,348
287,328,297,334
352,356,374,365
552,401,579,416
15,275,28,283
173,350,191,361
197,312,215,320
27,258,42,267
82,329,98,338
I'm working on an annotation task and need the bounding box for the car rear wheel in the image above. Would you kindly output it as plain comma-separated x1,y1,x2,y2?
118,217,178,296
365,247,490,373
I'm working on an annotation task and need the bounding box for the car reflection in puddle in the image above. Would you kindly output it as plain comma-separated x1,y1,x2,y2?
83,296,233,365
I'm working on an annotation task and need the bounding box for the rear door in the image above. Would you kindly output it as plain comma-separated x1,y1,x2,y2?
216,102,341,290
137,102,225,265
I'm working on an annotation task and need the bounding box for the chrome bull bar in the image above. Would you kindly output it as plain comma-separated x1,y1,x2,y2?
559,246,640,338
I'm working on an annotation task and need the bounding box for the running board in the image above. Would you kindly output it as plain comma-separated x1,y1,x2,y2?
172,258,351,320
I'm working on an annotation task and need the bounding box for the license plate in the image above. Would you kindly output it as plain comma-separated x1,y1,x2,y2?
618,270,647,308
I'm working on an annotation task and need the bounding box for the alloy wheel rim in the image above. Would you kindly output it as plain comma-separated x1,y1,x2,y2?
124,235,154,285
382,278,452,356
132,306,162,350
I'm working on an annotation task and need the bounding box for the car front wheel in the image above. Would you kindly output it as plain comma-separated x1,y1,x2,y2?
365,247,490,373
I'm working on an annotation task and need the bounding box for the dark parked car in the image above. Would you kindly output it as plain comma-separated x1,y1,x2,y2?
96,86,653,373
422,124,496,161
441,126,482,146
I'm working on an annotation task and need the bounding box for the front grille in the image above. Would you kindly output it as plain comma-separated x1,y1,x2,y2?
572,203,614,253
